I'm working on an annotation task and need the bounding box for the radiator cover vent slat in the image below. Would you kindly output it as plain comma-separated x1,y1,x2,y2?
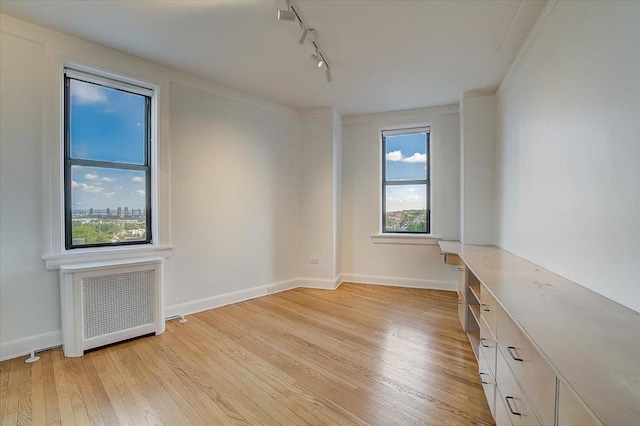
83,270,154,339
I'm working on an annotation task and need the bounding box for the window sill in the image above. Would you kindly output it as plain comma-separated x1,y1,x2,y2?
371,234,441,245
43,244,173,270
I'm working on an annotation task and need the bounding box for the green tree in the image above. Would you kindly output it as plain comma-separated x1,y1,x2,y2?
407,221,426,232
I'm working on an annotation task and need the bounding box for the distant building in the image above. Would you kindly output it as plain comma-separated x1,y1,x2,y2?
89,208,94,216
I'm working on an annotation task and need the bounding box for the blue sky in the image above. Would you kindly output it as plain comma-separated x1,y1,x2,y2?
385,133,428,212
69,80,147,210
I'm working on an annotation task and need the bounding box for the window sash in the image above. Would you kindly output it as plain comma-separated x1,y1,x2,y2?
63,70,153,249
382,130,431,234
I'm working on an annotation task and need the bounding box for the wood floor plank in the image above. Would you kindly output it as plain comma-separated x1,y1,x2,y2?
0,358,10,420
255,291,489,409
40,350,61,425
0,283,494,425
221,298,487,425
51,349,78,425
167,323,312,425
30,350,46,424
189,314,369,426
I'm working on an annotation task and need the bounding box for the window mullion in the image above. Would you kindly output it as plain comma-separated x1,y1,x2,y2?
68,158,150,172
383,179,427,186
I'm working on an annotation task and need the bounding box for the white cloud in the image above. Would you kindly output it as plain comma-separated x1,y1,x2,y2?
403,153,426,163
71,82,107,105
102,177,115,182
405,195,423,201
75,182,103,194
131,176,144,183
71,180,80,188
104,191,116,198
85,173,99,180
386,150,427,163
132,190,145,197
386,150,404,161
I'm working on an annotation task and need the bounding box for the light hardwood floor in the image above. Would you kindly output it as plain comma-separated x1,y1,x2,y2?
0,283,494,425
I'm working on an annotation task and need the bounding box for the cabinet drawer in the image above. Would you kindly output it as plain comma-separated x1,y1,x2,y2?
457,292,467,332
496,350,542,426
495,387,514,426
557,381,603,425
479,315,497,376
497,307,556,426
479,349,496,418
480,284,497,336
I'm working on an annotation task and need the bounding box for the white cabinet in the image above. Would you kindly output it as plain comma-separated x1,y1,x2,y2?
438,241,636,426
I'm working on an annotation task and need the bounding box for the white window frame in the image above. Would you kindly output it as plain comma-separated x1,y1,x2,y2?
372,121,441,245
63,68,154,249
42,51,172,269
381,126,431,235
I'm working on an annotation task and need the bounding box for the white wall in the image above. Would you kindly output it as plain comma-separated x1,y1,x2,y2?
495,1,640,312
0,33,61,350
332,109,343,279
166,82,301,306
298,109,341,284
460,93,496,245
341,106,460,289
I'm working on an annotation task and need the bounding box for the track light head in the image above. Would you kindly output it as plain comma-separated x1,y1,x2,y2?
277,9,296,21
298,26,309,45
310,53,324,68
326,66,332,83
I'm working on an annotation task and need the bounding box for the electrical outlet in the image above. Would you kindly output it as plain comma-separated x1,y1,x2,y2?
310,258,319,264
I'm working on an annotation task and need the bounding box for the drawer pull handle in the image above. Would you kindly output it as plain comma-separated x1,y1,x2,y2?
505,396,522,416
458,267,464,271
439,252,444,256
478,372,490,385
481,303,490,312
480,338,490,348
507,346,524,362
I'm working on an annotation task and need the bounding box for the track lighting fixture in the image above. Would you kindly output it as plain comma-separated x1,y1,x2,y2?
277,0,296,21
277,0,332,83
310,50,324,68
298,26,309,45
277,9,296,21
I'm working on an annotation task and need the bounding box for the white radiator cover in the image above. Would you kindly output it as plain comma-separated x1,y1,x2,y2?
59,257,165,357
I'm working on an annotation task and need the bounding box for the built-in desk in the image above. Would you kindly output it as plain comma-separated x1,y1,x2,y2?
439,241,640,426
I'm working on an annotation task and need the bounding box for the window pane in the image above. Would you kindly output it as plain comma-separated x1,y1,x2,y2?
70,166,147,246
384,184,427,232
385,133,427,181
69,79,147,165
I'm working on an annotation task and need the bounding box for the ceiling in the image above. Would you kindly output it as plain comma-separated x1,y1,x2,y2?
0,0,546,116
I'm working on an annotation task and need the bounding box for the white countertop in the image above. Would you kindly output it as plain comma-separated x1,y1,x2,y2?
439,241,640,426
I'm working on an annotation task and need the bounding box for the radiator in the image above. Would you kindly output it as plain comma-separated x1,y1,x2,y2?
59,257,165,357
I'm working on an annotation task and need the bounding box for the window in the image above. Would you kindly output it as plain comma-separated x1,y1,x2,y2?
382,127,430,234
64,69,153,249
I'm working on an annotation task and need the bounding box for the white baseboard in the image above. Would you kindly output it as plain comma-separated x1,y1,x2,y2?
297,274,343,290
342,273,456,291
164,275,343,318
164,278,299,318
0,330,62,362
